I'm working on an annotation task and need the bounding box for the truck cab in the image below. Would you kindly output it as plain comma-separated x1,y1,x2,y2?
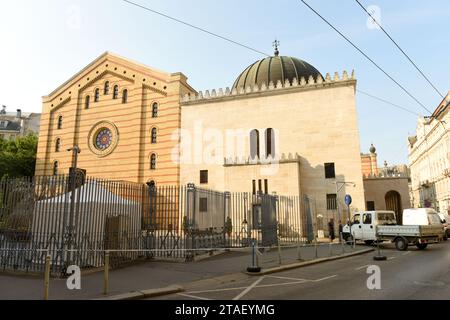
343,211,397,243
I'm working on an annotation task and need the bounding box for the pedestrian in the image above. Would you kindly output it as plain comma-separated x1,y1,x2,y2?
338,220,344,242
328,218,335,243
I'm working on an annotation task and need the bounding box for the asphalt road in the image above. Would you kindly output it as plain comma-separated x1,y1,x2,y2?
154,241,450,300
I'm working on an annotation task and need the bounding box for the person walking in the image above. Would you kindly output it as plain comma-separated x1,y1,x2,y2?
328,218,336,243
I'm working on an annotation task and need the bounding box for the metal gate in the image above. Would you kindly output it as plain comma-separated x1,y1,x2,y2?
260,194,278,247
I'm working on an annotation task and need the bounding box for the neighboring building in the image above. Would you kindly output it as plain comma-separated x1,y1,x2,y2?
0,105,41,140
36,48,366,221
35,52,195,183
408,91,450,213
361,144,411,222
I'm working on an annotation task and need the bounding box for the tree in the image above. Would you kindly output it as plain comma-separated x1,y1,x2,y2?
0,134,38,179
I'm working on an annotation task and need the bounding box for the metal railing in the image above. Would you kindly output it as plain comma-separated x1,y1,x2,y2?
0,176,313,275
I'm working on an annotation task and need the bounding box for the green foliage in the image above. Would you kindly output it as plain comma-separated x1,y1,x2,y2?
0,134,38,179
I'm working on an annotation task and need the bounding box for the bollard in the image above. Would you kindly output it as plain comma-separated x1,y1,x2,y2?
314,238,318,259
329,241,332,257
297,242,302,261
341,234,345,255
43,255,51,300
277,241,282,266
374,237,387,261
104,251,110,295
247,241,261,273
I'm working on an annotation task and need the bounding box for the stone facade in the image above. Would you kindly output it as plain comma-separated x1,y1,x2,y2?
35,52,195,184
179,72,366,221
0,106,41,140
408,91,450,213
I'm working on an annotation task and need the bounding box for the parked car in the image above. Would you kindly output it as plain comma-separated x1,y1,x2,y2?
342,210,443,251
438,213,449,241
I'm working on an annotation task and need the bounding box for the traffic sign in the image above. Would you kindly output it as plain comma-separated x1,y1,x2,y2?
345,194,352,206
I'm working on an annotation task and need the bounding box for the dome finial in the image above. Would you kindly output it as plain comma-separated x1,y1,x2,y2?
273,39,280,57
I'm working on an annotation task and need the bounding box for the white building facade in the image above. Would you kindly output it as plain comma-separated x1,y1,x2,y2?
408,92,450,213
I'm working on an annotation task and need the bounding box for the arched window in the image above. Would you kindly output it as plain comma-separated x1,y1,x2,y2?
152,102,158,118
57,116,63,130
104,81,110,95
55,138,61,152
94,88,100,102
53,161,59,176
113,85,119,99
151,128,157,144
250,129,260,159
150,153,157,170
265,128,275,158
85,95,90,109
122,89,128,104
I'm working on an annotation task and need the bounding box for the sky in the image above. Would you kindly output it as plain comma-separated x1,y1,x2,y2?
1,0,449,165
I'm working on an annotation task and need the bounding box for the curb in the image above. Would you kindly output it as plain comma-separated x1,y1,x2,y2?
246,248,375,276
95,285,184,301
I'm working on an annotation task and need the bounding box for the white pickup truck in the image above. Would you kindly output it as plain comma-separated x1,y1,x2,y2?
342,211,444,251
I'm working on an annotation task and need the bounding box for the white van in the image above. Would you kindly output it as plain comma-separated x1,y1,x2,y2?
403,208,442,226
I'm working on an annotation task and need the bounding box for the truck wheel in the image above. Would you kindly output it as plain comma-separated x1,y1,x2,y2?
395,237,408,251
416,243,428,250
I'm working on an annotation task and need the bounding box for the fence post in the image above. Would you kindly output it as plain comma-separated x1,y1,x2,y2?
314,237,318,259
104,251,110,295
341,233,345,255
43,254,51,300
329,241,332,257
277,239,282,266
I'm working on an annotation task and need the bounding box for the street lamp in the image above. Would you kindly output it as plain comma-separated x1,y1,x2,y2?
65,146,81,269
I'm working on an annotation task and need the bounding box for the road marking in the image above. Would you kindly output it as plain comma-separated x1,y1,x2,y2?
387,257,396,261
256,281,308,288
403,251,411,256
189,287,249,294
177,293,212,300
232,277,265,301
355,265,370,271
266,275,309,282
314,275,337,282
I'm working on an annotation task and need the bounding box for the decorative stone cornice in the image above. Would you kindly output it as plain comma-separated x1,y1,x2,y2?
181,70,356,105
224,153,301,167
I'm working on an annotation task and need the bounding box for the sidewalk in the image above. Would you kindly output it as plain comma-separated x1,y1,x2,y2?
0,243,367,300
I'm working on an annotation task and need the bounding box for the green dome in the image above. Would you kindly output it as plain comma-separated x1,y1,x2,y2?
232,55,323,90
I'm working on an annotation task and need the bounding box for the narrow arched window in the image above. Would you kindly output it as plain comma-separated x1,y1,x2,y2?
104,81,110,95
250,129,260,159
150,154,157,170
94,88,100,102
85,95,90,109
151,128,157,144
265,128,275,158
122,89,128,104
57,116,63,130
113,85,119,99
152,102,158,118
55,138,61,152
53,161,59,176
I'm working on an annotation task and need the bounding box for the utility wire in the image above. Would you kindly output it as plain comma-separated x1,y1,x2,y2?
122,0,271,57
122,0,426,118
355,0,444,100
299,0,434,115
356,89,421,116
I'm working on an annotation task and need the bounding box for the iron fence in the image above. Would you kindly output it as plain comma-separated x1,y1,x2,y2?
0,176,313,275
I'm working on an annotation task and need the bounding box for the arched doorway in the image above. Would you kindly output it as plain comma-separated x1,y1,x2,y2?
385,191,402,224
